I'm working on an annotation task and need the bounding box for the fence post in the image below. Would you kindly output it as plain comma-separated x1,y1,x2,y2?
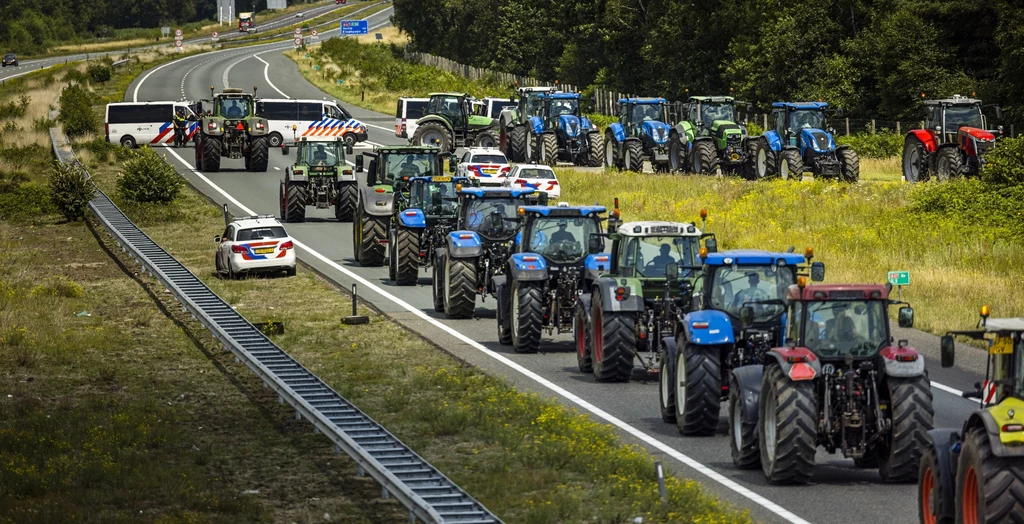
871,119,876,134
896,121,900,134
845,118,850,136
763,114,768,130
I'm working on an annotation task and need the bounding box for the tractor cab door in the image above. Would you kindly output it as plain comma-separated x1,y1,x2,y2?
772,109,793,145
620,102,631,133
688,101,701,129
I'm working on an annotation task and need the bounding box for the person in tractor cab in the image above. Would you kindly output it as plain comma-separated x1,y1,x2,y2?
649,243,676,276
732,272,769,310
225,100,244,118
552,100,574,117
633,104,659,122
313,144,328,163
398,157,421,177
550,221,576,244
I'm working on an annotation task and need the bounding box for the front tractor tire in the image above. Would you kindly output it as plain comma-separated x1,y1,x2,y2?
393,227,420,286
742,139,760,180
878,376,933,483
412,122,453,151
248,135,269,172
674,338,721,436
511,282,543,353
668,134,685,173
509,125,527,162
839,148,860,183
658,340,676,423
200,135,222,172
729,372,760,469
283,182,307,223
918,443,952,524
625,141,644,172
779,149,803,181
586,132,604,167
935,146,963,182
902,135,928,183
692,140,717,175
334,182,357,222
759,364,816,484
444,257,477,319
540,133,558,166
474,129,498,149
574,300,592,373
590,292,635,383
956,426,1024,523
356,213,387,267
604,134,621,169
755,139,776,179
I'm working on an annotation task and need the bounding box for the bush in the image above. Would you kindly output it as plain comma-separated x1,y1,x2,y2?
0,95,30,119
86,63,112,83
982,136,1024,186
48,160,94,222
0,181,54,221
835,131,903,159
116,147,182,204
910,178,1024,239
58,84,99,138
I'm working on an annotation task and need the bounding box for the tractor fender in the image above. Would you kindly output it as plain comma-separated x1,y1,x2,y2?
580,116,595,132
879,345,926,378
680,309,734,345
607,122,627,143
447,230,483,258
691,136,716,148
357,187,394,217
907,129,937,153
965,408,1024,457
397,208,426,228
731,364,765,426
584,253,612,282
508,252,548,282
496,278,510,323
514,231,522,247
498,108,518,130
924,428,960,521
200,117,225,137
284,166,308,183
592,277,644,313
414,114,451,128
662,335,678,380
529,115,546,135
673,122,696,145
762,130,783,152
764,346,821,381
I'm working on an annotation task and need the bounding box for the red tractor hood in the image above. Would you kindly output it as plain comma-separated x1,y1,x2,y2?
960,126,996,141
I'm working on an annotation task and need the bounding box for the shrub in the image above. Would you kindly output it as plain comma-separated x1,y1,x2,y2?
982,136,1024,186
0,181,54,221
86,63,112,83
0,95,30,119
58,84,99,138
29,275,84,298
48,160,94,222
910,178,1024,239
836,131,903,159
116,147,182,204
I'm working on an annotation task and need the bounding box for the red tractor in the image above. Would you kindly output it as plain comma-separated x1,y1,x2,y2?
902,95,1002,183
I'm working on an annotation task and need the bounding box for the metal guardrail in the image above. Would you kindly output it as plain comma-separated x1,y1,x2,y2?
48,127,502,524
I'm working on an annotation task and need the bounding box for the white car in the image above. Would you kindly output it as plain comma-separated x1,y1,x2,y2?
503,164,560,199
215,215,296,279
456,148,510,187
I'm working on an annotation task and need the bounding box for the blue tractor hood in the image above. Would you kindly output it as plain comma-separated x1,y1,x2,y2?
799,128,836,153
641,120,671,144
559,115,583,138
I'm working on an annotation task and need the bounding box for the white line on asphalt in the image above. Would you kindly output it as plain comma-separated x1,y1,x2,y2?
161,145,814,524
252,53,289,98
274,166,281,170
222,55,254,90
931,381,964,397
361,122,394,133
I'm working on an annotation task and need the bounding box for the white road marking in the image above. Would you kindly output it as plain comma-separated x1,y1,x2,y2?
160,145,813,524
252,53,289,98
931,381,964,397
222,55,254,90
274,166,281,170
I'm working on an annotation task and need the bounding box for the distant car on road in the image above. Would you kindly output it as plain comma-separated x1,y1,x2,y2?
295,12,304,18
2,54,18,67
456,148,510,187
502,164,561,199
215,215,296,279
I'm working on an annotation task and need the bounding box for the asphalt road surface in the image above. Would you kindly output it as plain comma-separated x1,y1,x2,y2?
124,16,991,524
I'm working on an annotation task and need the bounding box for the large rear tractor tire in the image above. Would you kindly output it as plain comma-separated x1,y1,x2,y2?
839,148,860,182
729,372,760,469
590,292,635,383
935,147,962,182
540,133,558,166
604,134,620,169
334,182,357,222
755,139,776,180
284,182,306,223
625,141,644,172
674,337,721,436
658,339,676,423
759,364,816,484
509,125,527,162
248,135,269,172
496,283,512,345
357,214,387,267
394,227,420,286
742,140,759,180
574,299,593,373
511,282,543,353
444,257,477,319
902,136,929,183
692,140,718,175
669,134,686,173
201,135,222,172
779,149,803,181
475,129,498,149
919,443,953,524
412,122,453,151
587,132,604,167
955,426,1024,523
878,376,934,483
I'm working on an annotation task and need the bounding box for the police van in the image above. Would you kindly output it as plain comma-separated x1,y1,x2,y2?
105,102,199,148
255,99,367,148
394,97,429,139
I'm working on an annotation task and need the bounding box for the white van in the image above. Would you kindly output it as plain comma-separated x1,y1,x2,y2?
255,99,367,148
105,102,198,148
481,97,516,119
395,97,429,138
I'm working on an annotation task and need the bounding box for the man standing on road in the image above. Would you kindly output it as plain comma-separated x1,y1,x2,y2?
173,109,186,148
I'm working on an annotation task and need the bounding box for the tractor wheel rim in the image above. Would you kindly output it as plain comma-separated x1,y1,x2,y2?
444,257,452,307
480,136,494,148
675,351,687,418
964,466,979,524
669,142,679,171
512,287,520,341
733,394,743,451
660,358,670,408
906,148,920,181
269,134,281,147
765,389,778,461
757,148,766,177
693,152,701,173
921,466,937,524
780,158,789,179
421,130,443,147
605,139,613,166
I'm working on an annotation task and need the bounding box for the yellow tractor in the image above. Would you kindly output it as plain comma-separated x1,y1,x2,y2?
919,307,1024,524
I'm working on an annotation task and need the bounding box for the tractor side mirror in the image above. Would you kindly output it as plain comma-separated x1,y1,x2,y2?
214,235,221,243
811,262,825,282
665,261,679,281
537,192,549,206
940,335,955,368
282,145,290,155
704,237,718,254
739,306,754,328
366,159,377,186
885,282,893,294
355,154,364,172
897,306,914,329
587,234,602,255
346,143,354,155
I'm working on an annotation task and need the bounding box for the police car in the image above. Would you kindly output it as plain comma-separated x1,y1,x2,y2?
455,147,511,187
214,215,296,278
502,163,560,199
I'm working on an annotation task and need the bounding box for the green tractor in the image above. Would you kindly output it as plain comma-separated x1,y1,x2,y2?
278,137,355,223
352,146,455,267
670,96,755,177
920,307,1024,524
409,93,500,153
194,86,270,172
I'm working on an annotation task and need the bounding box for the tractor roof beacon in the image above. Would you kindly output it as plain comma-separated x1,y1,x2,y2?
496,201,618,353
387,174,472,286
902,94,1003,183
278,137,355,224
750,101,859,182
351,145,454,267
605,97,673,173
195,86,271,173
409,92,500,153
433,186,540,319
671,95,755,177
728,281,933,485
920,308,1024,524
575,210,710,385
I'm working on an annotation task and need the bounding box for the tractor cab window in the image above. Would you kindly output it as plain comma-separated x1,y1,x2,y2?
688,102,701,126
786,302,804,345
632,103,663,123
624,235,698,278
944,105,984,130
803,300,889,357
772,109,786,135
300,141,342,167
387,154,436,180
464,197,517,237
528,217,601,264
788,110,824,135
410,181,457,217
525,93,546,118
550,98,579,117
925,106,942,129
701,103,735,128
619,102,629,126
218,97,250,119
709,265,793,322
1012,340,1024,399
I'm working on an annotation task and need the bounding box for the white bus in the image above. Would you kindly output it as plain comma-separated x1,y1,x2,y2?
105,102,198,148
255,99,367,147
394,97,429,139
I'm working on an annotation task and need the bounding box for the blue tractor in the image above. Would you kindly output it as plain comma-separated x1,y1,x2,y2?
433,185,539,318
604,97,673,172
496,203,618,353
658,248,825,435
500,88,603,167
386,174,472,286
752,102,859,181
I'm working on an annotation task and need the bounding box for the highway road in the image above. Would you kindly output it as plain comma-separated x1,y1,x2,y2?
124,15,991,524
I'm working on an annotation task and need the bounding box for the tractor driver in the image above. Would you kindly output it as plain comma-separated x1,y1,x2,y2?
553,100,573,116
313,144,328,164
550,221,576,244
732,271,770,311
648,243,676,275
633,104,658,122
225,100,245,118
398,157,421,177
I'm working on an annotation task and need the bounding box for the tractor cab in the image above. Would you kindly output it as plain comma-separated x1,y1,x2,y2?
357,146,451,192
619,97,670,137
769,102,831,149
412,93,499,151
688,96,739,133
456,186,536,242
513,86,558,120
516,205,612,269
404,175,466,221
609,221,702,286
923,95,1001,143
283,137,352,169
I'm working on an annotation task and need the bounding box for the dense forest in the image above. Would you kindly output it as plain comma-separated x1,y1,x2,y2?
392,0,1024,123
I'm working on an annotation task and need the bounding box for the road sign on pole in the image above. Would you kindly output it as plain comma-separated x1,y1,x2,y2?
311,29,318,39
212,31,219,42
174,40,183,50
295,27,302,35
175,28,183,38
161,27,170,37
293,37,302,48
340,20,369,36
887,271,910,286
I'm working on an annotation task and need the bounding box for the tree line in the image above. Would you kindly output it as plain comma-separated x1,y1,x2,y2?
392,0,1024,124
